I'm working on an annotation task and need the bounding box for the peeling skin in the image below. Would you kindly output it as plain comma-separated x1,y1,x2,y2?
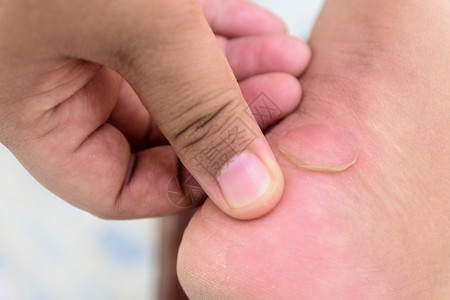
278,124,361,173
279,153,358,172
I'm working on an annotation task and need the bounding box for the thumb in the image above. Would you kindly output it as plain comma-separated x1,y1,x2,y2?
85,0,284,219
122,0,283,219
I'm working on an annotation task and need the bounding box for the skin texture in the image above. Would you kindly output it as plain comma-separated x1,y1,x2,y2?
0,0,310,219
178,0,450,298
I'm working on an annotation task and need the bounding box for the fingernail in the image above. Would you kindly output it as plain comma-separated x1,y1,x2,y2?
217,152,272,210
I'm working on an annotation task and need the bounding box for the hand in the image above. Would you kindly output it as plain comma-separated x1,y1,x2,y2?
0,0,310,219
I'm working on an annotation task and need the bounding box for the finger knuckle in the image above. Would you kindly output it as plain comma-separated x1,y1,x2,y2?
168,89,243,152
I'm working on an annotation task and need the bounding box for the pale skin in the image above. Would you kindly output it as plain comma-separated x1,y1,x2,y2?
0,0,311,219
178,0,450,298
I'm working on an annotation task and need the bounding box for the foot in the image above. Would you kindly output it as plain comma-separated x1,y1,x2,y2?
178,0,450,298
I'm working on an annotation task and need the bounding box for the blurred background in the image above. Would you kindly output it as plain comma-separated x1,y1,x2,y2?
0,1,324,299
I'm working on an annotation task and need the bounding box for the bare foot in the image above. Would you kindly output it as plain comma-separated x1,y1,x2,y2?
178,0,450,298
